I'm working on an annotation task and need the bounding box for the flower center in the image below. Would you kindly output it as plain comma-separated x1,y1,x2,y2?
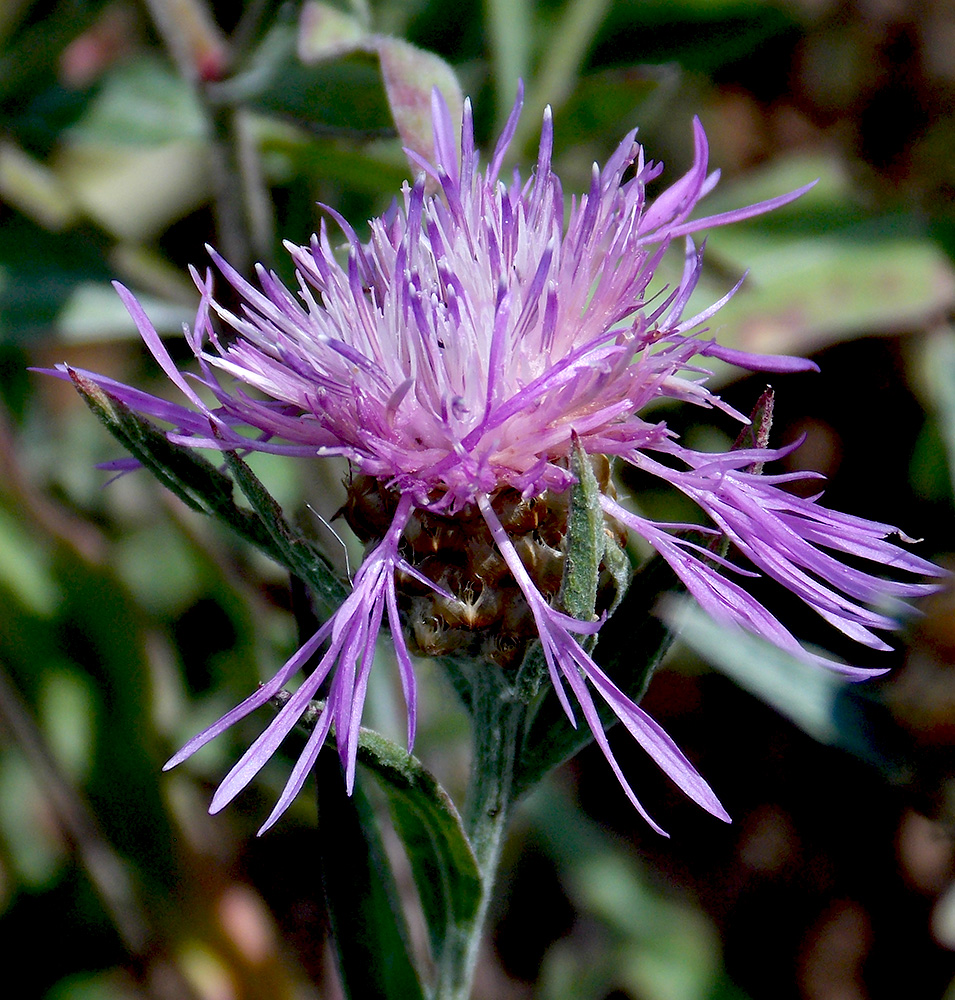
341,465,625,669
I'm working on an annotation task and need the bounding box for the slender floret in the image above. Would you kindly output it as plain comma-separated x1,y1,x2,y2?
47,86,943,834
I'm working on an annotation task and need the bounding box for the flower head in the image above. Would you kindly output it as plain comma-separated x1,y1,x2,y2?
52,86,943,834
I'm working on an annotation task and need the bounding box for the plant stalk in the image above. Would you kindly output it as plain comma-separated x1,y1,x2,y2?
434,666,524,1000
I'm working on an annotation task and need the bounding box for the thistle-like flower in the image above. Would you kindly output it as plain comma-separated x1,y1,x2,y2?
53,88,941,834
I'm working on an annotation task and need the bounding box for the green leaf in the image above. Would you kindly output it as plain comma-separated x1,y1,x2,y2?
599,524,632,620
731,386,774,466
254,52,394,135
0,505,59,615
5,230,191,347
0,138,78,230
286,700,482,970
518,0,612,151
514,551,680,797
52,140,211,243
666,597,845,745
317,755,426,1000
297,11,464,167
515,438,617,709
53,283,194,345
68,373,348,614
0,218,112,344
356,728,482,964
678,163,955,372
220,447,347,618
918,327,955,498
666,598,913,781
298,2,366,59
560,435,604,622
556,65,678,147
529,782,728,1000
217,18,393,137
69,369,235,516
54,58,212,242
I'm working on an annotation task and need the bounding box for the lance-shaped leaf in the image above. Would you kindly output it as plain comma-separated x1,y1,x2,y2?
376,37,463,168
514,436,615,706
665,597,914,783
142,0,229,82
70,367,238,515
357,728,482,964
297,1,366,60
919,328,955,498
317,754,426,1000
560,433,604,622
69,370,347,613
288,693,482,973
732,386,775,474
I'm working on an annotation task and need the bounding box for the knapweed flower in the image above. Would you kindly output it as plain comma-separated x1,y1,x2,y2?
53,87,941,834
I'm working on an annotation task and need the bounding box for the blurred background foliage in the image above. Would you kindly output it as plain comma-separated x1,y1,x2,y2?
3,0,955,997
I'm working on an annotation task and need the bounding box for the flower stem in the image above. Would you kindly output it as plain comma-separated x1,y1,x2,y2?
435,666,524,1000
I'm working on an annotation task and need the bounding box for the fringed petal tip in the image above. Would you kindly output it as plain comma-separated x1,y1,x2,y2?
157,496,418,832
478,492,730,834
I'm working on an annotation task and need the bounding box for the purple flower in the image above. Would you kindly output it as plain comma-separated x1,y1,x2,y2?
51,87,942,834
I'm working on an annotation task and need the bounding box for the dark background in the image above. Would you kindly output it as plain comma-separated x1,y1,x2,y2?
2,1,955,998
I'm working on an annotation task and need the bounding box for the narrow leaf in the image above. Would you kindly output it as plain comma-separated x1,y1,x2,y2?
296,11,464,170
731,386,774,475
283,696,482,967
920,328,955,498
317,755,426,1000
70,368,235,515
599,525,632,620
486,0,531,127
663,597,843,745
514,551,680,796
356,728,481,963
560,434,604,622
665,596,912,781
69,373,348,612
519,0,612,150
297,1,366,61
220,446,347,617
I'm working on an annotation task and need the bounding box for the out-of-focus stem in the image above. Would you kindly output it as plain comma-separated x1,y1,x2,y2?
485,0,530,130
145,0,275,272
516,0,612,152
236,109,277,264
203,100,256,276
230,0,273,62
0,665,202,1000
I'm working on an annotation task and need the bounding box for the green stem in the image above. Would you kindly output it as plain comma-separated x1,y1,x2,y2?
434,667,523,1000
